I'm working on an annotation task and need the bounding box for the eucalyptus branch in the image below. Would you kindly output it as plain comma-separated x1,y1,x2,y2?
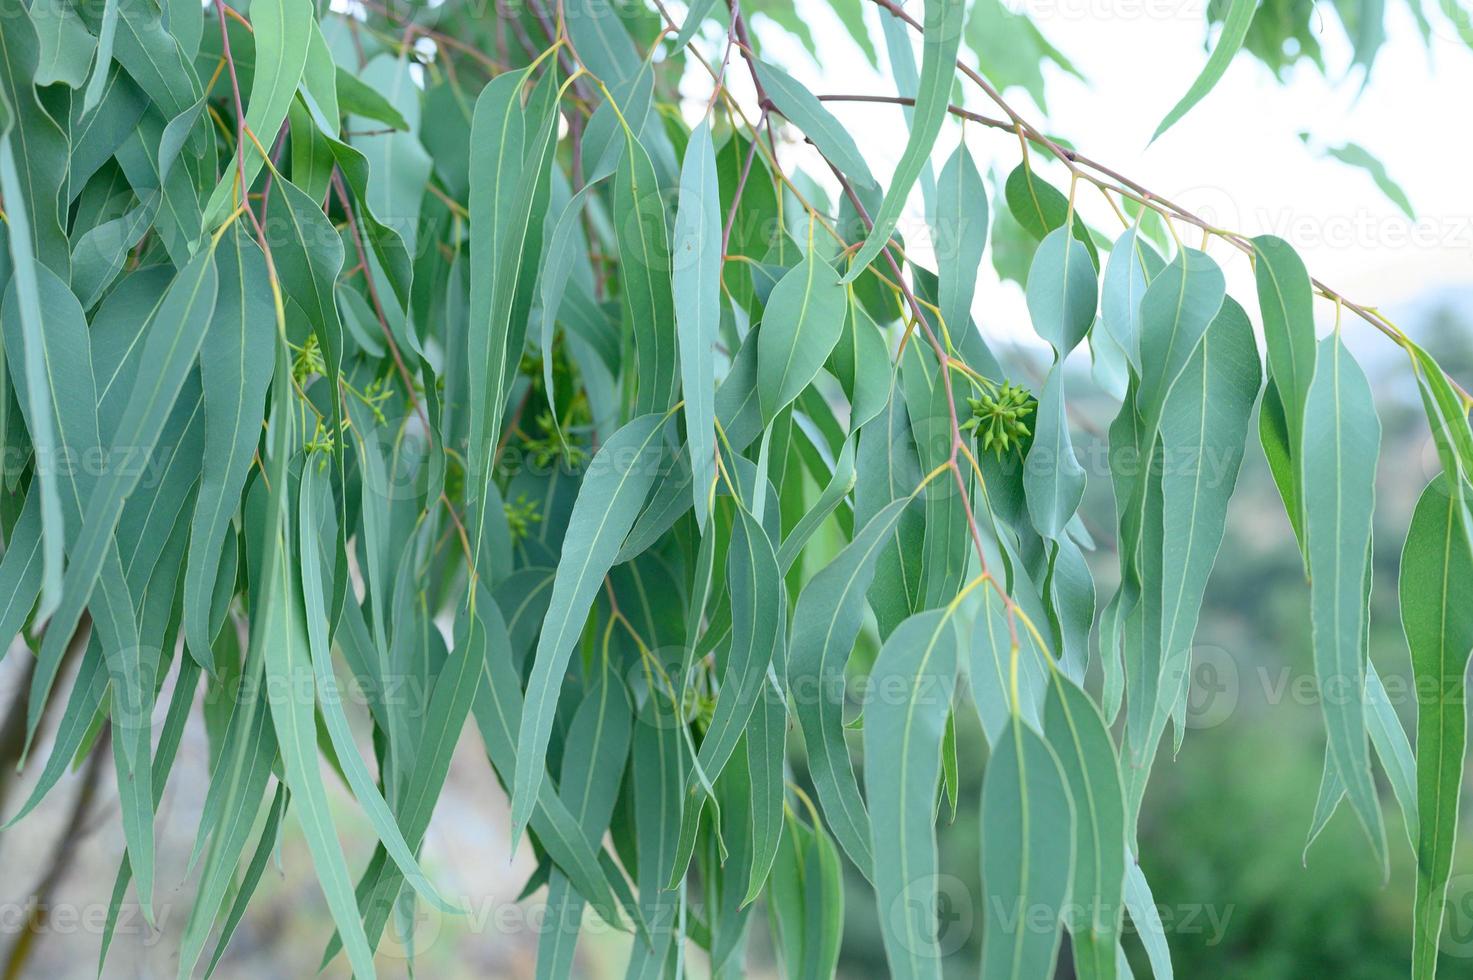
842,3,1472,402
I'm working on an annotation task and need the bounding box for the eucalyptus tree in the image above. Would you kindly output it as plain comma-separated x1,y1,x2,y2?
0,0,1468,976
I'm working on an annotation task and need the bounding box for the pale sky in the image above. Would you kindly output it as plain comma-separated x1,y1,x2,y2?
683,0,1473,354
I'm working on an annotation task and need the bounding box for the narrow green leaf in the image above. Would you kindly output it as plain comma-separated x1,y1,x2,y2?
536,673,633,980
842,0,964,281
1044,676,1126,980
669,504,784,886
1251,235,1316,547
1259,380,1306,551
201,0,313,225
174,650,279,974
865,606,962,979
1025,364,1087,540
790,496,911,876
935,140,988,339
1136,247,1225,419
0,6,72,276
616,134,679,415
1151,0,1257,139
1305,661,1420,859
767,813,812,977
755,58,878,193
335,66,410,131
184,228,273,669
980,715,1074,980
778,435,857,573
1156,298,1260,736
1,266,150,868
672,0,722,47
1303,332,1388,874
201,785,288,980
100,652,201,972
511,413,671,842
1123,863,1174,980
299,20,340,135
298,460,452,911
743,677,788,905
1100,222,1158,367
968,580,1049,743
29,247,219,735
757,245,848,423
80,0,119,115
0,492,43,647
1319,139,1414,218
467,590,638,939
467,66,559,571
1404,474,1473,975
261,511,378,980
801,814,846,978
0,149,65,619
674,119,721,527
828,291,892,432
627,696,689,973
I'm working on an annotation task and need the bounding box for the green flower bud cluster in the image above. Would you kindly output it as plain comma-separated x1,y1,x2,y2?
961,380,1034,457
503,493,543,543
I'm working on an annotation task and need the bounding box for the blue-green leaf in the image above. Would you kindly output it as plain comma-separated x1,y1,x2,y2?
511,413,671,842
1044,676,1126,980
536,674,633,980
1403,474,1473,975
981,715,1074,980
842,0,964,281
757,243,847,421
791,495,912,876
1251,235,1316,551
674,119,721,527
755,58,878,193
201,0,313,225
1151,0,1258,140
1026,225,1098,355
1303,332,1388,874
1025,364,1087,540
935,140,988,339
865,606,962,979
184,229,273,669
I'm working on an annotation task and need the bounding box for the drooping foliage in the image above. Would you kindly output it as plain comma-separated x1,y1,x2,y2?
0,0,1469,977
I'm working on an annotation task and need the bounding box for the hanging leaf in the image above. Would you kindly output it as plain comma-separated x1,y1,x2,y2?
980,715,1074,980
1026,225,1098,355
755,58,879,193
615,133,679,416
865,606,962,978
1303,332,1388,874
1044,675,1126,980
511,413,672,843
1251,235,1316,549
1024,365,1087,540
842,0,964,280
183,229,273,669
673,119,721,527
201,0,313,225
757,244,847,421
1100,222,1159,367
935,141,989,341
1403,475,1473,975
791,496,912,876
1152,0,1258,139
